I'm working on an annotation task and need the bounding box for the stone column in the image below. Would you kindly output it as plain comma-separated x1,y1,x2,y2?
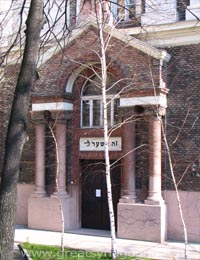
145,116,164,205
32,124,47,197
120,121,137,203
52,122,68,197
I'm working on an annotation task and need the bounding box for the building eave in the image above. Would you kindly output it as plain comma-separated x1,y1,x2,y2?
121,20,200,48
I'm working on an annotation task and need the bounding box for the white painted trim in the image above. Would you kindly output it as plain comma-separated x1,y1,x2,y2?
32,102,73,111
120,96,167,107
121,20,200,47
65,62,98,93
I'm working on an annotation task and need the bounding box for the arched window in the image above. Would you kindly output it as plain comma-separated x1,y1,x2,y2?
80,74,119,128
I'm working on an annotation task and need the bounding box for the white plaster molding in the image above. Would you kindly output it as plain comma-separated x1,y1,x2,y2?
122,20,200,47
32,102,73,111
120,96,167,108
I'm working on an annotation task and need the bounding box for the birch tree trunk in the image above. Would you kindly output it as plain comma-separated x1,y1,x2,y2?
0,1,44,259
48,123,65,256
97,1,117,259
161,121,188,260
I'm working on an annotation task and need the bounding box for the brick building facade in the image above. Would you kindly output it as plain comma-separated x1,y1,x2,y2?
1,0,200,243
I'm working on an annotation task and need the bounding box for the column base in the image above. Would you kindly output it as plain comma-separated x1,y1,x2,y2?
145,193,164,205
51,190,69,199
31,190,47,198
145,198,164,205
119,197,137,204
117,202,167,243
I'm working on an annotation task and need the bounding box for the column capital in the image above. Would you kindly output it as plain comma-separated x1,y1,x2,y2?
144,107,166,117
51,111,71,122
30,111,46,123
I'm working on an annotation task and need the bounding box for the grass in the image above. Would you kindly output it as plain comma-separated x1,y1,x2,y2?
22,242,153,260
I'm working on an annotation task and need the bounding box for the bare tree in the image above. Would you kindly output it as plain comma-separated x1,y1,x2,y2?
97,1,117,258
0,0,45,259
0,1,198,260
47,119,65,256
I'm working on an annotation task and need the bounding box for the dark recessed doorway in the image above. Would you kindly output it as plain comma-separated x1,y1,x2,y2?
81,160,121,230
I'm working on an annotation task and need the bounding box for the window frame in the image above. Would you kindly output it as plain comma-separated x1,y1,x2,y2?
80,94,119,128
80,75,120,129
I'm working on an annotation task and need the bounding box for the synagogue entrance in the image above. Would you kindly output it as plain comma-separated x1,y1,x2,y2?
81,160,121,230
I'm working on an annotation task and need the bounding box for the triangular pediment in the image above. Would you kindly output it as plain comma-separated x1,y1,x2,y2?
38,17,170,68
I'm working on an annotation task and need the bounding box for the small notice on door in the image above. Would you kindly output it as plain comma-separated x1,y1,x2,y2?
96,189,101,197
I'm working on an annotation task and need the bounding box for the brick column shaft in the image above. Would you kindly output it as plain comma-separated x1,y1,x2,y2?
33,124,47,197
146,116,163,205
120,121,137,203
52,122,68,197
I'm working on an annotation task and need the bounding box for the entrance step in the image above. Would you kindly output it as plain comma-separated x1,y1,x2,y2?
66,228,111,237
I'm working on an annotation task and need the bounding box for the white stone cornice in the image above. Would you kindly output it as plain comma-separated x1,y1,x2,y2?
32,102,73,111
121,20,200,47
120,96,167,108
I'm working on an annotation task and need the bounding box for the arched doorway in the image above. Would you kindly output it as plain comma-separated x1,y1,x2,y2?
81,160,121,230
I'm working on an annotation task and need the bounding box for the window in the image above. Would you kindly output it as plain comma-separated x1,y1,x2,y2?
177,0,190,21
81,74,119,128
111,0,135,21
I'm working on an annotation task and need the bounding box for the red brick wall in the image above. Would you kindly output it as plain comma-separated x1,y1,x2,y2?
3,28,197,195
163,44,200,191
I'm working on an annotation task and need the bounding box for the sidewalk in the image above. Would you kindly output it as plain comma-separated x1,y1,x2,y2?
14,225,200,260
13,244,22,260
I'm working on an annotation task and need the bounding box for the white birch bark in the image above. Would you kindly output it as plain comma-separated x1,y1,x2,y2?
49,124,65,256
161,120,188,260
97,1,117,259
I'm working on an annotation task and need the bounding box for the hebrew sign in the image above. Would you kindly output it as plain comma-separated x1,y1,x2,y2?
80,137,122,151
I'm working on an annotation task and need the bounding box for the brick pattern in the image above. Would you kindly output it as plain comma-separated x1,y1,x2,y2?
163,44,200,191
1,28,199,193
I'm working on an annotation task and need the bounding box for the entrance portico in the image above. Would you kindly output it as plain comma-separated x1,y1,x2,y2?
26,19,170,242
118,108,167,242
28,111,73,232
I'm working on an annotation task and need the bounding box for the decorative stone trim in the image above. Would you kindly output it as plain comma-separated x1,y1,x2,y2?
120,95,167,108
32,102,73,111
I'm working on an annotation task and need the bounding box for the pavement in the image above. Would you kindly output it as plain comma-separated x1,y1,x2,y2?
14,225,200,260
13,244,22,260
